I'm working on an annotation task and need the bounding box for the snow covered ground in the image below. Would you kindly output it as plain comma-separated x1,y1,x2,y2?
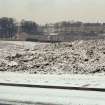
1,40,105,74
0,40,105,104
0,72,105,89
0,85,105,105
0,72,105,105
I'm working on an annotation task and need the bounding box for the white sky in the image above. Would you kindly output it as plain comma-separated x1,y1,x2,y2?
0,0,105,24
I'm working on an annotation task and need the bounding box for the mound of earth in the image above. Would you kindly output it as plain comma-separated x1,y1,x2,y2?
0,40,105,74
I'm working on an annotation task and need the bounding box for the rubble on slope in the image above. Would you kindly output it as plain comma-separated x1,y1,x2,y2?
0,40,105,74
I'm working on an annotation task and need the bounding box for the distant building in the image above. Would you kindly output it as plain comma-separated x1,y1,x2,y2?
83,23,103,33
42,22,105,35
43,24,58,35
102,23,105,33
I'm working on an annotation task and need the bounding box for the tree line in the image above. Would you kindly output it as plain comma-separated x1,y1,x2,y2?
0,17,41,38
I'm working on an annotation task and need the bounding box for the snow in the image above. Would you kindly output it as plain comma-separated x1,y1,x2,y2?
0,72,105,105
7,61,18,67
0,85,105,105
0,72,105,88
1,40,105,74
1,40,105,104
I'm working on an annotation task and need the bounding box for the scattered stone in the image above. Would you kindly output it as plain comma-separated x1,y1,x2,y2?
0,40,105,74
7,61,18,67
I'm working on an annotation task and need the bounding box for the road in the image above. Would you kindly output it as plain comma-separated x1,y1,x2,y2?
0,72,105,105
0,85,105,105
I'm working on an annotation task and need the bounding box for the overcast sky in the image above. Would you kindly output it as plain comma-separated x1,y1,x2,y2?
0,0,105,24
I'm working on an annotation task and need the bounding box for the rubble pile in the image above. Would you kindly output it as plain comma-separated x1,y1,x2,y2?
0,40,105,74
